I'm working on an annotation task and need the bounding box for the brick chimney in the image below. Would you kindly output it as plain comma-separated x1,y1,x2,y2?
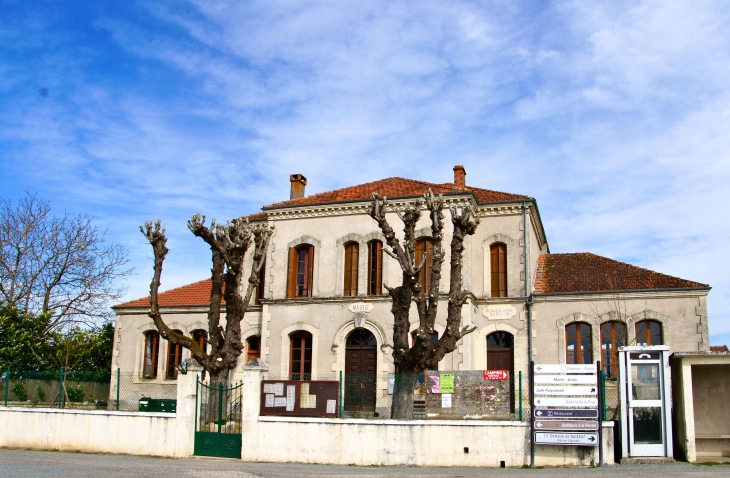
290,174,307,200
453,165,466,188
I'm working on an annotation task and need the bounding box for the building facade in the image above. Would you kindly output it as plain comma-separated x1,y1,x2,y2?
113,166,711,396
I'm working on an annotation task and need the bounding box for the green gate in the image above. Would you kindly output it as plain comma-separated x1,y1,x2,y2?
194,377,243,458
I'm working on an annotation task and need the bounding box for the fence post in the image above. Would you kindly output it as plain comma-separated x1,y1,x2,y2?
116,368,121,411
217,382,224,433
58,368,64,409
4,368,9,406
600,370,607,421
339,371,343,418
519,371,522,421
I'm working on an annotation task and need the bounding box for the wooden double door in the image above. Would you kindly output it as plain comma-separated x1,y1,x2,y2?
345,329,377,412
487,332,515,413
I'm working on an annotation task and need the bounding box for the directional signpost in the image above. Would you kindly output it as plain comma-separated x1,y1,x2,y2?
530,360,604,467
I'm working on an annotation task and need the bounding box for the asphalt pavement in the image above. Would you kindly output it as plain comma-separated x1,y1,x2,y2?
0,449,729,477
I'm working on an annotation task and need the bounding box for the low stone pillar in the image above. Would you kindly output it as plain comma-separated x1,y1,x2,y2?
175,359,203,457
240,358,268,461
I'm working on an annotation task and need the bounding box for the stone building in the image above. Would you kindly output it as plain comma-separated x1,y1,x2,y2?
113,166,711,401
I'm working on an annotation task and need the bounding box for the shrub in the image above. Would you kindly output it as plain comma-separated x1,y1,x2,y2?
66,385,84,403
11,381,28,401
37,386,46,402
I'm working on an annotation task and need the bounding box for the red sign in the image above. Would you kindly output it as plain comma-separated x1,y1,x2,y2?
483,370,509,380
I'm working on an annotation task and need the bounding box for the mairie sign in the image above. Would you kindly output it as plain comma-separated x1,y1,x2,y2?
534,375,596,385
533,364,596,374
534,432,598,446
534,386,597,396
533,396,598,407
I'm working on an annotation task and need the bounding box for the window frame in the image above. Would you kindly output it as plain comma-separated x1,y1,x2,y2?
343,241,359,296
246,335,261,363
635,319,663,346
367,240,383,296
600,321,626,379
287,245,314,298
192,329,208,354
490,242,508,298
289,331,313,380
142,330,160,379
165,329,184,380
566,322,593,365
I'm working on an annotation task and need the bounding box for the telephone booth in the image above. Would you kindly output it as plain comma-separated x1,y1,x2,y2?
618,346,673,458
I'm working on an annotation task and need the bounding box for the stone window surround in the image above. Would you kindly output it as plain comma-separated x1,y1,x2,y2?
473,322,526,372
134,321,206,383
556,310,671,365
482,234,517,298
334,232,390,297
286,236,322,298
279,322,320,377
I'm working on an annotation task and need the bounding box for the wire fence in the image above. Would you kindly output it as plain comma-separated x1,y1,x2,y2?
1,369,177,412
263,371,532,420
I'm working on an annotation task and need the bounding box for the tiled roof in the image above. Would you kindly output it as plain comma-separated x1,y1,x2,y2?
533,253,709,294
115,279,220,308
240,212,267,221
710,345,729,353
264,177,529,209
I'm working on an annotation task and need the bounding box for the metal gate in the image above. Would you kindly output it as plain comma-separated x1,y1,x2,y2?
194,378,243,458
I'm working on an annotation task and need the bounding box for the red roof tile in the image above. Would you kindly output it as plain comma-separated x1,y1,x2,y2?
533,253,709,294
115,278,220,308
264,177,529,209
710,345,729,353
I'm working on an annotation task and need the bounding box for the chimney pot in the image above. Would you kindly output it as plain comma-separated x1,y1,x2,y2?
290,174,307,200
453,165,466,188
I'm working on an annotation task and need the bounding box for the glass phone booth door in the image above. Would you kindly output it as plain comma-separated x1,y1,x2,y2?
619,346,672,458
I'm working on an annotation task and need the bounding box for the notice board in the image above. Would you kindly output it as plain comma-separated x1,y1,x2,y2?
260,380,339,418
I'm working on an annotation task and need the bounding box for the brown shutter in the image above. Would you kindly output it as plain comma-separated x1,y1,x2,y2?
306,245,314,297
352,243,359,295
287,247,297,298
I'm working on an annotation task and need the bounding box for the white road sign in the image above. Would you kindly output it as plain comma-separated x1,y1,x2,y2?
534,375,596,384
534,420,599,431
534,386,597,396
533,364,596,374
534,432,598,446
533,397,598,407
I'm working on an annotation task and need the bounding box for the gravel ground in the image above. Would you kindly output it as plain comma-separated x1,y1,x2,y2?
0,449,729,478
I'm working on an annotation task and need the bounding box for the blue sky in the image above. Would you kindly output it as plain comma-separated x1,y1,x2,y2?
2,0,729,345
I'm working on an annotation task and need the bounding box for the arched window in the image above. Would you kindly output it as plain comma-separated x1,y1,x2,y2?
287,245,314,298
367,240,383,296
415,238,434,291
246,335,261,363
601,322,626,379
142,331,160,379
290,331,313,380
635,320,663,346
192,329,208,354
343,242,359,296
490,243,507,297
566,323,592,364
165,329,184,379
487,331,515,413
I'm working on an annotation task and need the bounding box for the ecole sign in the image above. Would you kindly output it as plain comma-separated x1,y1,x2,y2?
483,370,509,380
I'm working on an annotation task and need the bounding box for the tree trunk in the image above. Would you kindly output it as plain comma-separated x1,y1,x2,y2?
391,372,417,419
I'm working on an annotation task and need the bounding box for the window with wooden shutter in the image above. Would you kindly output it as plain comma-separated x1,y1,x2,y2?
601,322,626,379
287,245,314,298
414,238,434,291
490,243,507,297
343,242,359,296
246,335,261,363
143,331,160,379
566,322,592,364
367,240,383,296
192,329,208,354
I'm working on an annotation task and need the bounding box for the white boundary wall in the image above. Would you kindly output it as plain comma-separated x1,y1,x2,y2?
0,366,198,457
241,363,615,467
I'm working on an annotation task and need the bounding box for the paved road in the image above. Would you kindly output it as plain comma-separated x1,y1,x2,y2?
0,450,728,477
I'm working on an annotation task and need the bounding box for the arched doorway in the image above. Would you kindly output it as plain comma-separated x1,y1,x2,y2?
345,328,377,412
487,331,515,413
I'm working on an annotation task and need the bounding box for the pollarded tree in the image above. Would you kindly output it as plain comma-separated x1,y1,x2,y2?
141,215,272,389
370,189,480,419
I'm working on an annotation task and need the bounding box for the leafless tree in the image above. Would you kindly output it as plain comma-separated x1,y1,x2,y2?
370,189,480,418
0,195,131,332
141,215,272,390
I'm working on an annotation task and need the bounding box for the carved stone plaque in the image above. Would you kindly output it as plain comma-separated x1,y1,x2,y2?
348,302,374,313
483,305,517,321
